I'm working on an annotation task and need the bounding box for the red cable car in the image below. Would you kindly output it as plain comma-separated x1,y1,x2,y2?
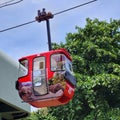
16,49,76,108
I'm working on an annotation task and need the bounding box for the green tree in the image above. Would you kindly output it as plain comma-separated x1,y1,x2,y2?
19,108,57,120
49,18,120,120
19,18,120,120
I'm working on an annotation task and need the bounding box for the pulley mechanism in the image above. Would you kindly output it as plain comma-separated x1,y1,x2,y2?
35,8,54,22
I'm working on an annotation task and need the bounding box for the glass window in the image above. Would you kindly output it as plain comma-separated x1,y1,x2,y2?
51,54,66,71
65,58,73,74
33,57,45,71
33,57,48,96
18,59,28,78
20,60,28,68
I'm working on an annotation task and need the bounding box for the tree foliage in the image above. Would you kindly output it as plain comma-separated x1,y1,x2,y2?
49,18,120,120
19,108,57,120
20,18,120,120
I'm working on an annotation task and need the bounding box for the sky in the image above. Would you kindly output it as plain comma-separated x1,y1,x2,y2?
0,0,120,60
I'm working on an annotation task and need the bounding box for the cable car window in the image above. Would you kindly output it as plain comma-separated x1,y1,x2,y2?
65,58,73,74
18,59,28,78
49,54,66,96
20,60,28,68
51,54,65,71
33,57,48,96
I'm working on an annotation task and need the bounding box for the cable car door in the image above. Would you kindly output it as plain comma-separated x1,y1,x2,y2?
33,56,48,96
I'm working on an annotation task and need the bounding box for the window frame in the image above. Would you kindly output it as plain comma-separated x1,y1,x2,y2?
32,56,48,96
18,59,28,78
50,53,66,72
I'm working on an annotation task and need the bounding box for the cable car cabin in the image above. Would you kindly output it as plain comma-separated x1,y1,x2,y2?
16,49,76,108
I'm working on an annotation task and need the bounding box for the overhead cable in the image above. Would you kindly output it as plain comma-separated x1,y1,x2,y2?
0,0,23,8
0,0,97,33
0,0,16,5
0,20,36,32
54,0,97,15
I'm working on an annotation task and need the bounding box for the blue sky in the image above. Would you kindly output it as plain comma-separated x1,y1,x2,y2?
0,0,120,60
